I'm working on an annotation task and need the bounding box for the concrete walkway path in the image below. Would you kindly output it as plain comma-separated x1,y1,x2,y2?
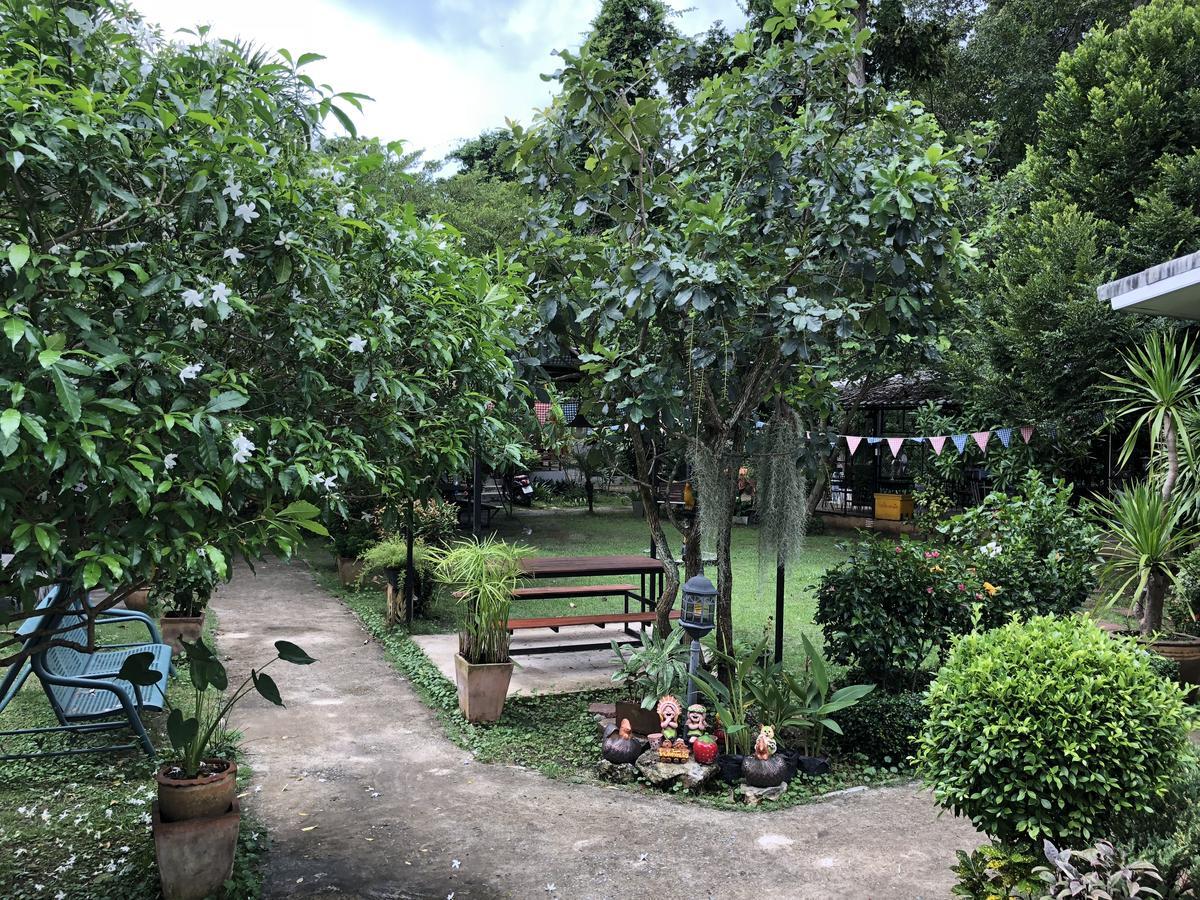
212,558,980,900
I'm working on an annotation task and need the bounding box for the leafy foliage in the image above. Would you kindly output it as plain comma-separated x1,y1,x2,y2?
951,841,1040,900
939,471,1100,628
608,627,690,709
1032,840,1164,900
832,687,927,765
0,1,528,661
816,537,976,689
915,615,1190,845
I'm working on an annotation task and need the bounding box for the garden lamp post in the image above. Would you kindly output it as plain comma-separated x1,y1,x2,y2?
680,574,716,707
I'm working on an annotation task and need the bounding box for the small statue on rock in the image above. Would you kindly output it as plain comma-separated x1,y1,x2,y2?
685,703,708,746
602,718,646,765
741,726,789,788
656,695,681,741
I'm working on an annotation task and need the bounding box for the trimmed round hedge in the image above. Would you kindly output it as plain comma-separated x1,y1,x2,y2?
915,615,1189,845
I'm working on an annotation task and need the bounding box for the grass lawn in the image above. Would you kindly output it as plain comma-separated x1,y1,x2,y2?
0,616,266,900
411,505,849,671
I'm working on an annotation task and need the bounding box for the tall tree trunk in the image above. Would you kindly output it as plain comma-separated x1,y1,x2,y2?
629,427,681,632
850,1,869,88
1143,569,1168,636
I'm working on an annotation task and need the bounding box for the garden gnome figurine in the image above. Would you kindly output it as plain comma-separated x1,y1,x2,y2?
602,718,646,765
656,695,681,741
685,704,708,746
742,725,789,788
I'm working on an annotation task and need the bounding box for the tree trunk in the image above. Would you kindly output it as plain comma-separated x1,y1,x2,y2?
850,1,869,88
1143,569,1168,636
629,427,681,632
1162,417,1179,503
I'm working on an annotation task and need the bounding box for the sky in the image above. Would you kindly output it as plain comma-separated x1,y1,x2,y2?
133,0,747,162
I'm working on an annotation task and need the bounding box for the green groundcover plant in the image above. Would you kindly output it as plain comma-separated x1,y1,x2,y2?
916,615,1189,845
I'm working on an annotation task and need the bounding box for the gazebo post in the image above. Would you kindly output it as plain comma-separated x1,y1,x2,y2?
774,559,784,664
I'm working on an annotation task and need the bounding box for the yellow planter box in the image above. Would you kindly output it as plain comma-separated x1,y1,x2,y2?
874,492,914,521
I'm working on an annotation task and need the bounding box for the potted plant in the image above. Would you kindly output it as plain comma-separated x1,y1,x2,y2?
1094,483,1200,677
694,637,763,783
786,633,875,774
152,563,216,654
358,535,438,625
432,537,527,723
609,628,690,735
117,637,314,900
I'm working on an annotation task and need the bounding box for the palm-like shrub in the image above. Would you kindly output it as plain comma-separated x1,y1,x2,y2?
432,538,527,665
915,615,1189,845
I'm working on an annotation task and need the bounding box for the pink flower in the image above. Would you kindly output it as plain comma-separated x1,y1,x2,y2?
926,587,934,594
931,550,940,558
958,583,966,591
975,593,983,600
895,546,902,553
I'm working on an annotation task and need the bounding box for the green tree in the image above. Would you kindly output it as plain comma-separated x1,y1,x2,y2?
514,0,974,662
582,0,678,93
447,127,518,182
0,2,528,661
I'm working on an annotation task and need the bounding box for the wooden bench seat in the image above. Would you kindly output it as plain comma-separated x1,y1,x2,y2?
509,583,637,600
508,609,680,633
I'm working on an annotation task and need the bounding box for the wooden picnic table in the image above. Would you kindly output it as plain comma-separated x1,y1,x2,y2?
509,555,668,655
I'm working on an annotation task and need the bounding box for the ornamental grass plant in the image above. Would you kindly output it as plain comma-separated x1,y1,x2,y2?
432,538,528,665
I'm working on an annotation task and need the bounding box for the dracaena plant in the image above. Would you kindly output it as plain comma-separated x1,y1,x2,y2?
119,637,315,778
609,627,690,709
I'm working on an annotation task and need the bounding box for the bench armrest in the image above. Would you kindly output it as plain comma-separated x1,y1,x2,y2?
33,667,146,708
95,609,164,645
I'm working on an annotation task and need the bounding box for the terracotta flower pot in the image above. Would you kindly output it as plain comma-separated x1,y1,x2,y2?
453,653,513,723
160,611,205,654
153,797,239,900
123,588,151,612
156,758,237,823
1150,635,1200,690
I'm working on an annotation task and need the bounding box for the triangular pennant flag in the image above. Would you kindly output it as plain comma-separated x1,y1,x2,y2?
887,437,905,457
533,401,551,423
972,431,991,453
995,427,1013,448
867,436,882,445
1020,425,1035,444
846,436,862,456
929,435,948,456
951,434,968,455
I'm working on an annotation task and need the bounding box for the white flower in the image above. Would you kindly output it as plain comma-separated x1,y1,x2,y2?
322,474,337,491
234,202,259,224
347,335,367,353
331,169,345,185
163,453,178,471
179,362,203,382
190,317,207,333
181,288,204,309
138,61,152,79
274,230,299,247
231,432,255,464
223,247,245,265
210,282,231,304
981,541,1002,558
336,200,355,218
222,179,243,201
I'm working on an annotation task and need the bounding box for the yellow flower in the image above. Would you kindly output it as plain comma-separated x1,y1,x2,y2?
983,581,1001,596
930,564,944,573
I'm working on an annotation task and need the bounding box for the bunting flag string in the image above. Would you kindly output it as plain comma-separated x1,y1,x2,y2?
996,427,1013,448
972,431,991,454
887,437,905,458
951,434,969,455
846,435,863,456
929,435,947,456
794,422,1045,455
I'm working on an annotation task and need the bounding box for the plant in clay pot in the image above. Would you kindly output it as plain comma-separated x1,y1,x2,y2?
609,627,689,735
152,562,217,654
358,534,437,624
431,537,527,723
118,636,314,900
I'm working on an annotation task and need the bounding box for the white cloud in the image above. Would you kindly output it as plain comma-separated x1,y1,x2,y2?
133,0,744,160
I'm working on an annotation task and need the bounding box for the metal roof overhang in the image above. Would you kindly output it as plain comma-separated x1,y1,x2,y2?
1097,251,1200,319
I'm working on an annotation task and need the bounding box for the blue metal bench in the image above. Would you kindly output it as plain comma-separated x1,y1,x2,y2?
1,586,174,759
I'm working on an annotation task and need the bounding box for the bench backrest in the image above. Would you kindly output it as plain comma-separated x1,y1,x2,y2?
0,585,64,709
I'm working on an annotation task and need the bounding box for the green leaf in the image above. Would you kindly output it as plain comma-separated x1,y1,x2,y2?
0,408,18,438
118,652,164,688
4,318,24,347
274,255,292,284
275,640,316,665
295,52,326,68
206,390,248,413
252,670,284,706
328,103,357,138
37,349,62,368
8,244,30,272
50,368,81,422
166,708,199,752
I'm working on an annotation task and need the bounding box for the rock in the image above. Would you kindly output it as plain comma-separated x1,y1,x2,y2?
680,759,719,790
597,759,637,784
633,749,717,791
736,782,788,806
588,702,617,718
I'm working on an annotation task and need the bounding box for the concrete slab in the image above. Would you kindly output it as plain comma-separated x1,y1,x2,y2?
411,625,630,695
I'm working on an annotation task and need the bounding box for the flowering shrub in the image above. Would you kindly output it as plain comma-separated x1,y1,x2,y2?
915,615,1189,845
815,537,979,689
938,472,1099,628
412,499,460,548
0,2,529,660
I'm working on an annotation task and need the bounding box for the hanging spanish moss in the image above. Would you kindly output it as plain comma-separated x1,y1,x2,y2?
756,410,809,587
689,441,738,560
